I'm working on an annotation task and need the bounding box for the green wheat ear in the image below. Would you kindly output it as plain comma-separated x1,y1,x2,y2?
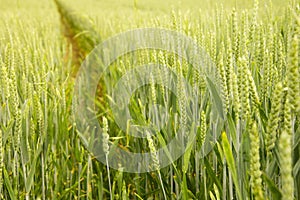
225,38,234,102
0,65,10,101
237,56,251,121
218,43,229,114
199,110,207,148
146,132,160,171
249,121,264,200
146,131,167,200
278,95,294,199
232,72,241,121
286,31,300,113
266,82,283,156
247,66,260,108
279,129,294,200
102,117,109,155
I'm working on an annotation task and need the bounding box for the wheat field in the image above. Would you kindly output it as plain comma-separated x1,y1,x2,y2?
0,0,299,199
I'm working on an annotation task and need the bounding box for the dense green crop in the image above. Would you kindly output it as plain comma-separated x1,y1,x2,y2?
0,0,299,199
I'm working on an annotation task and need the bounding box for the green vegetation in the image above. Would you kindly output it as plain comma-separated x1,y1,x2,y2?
0,0,299,199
